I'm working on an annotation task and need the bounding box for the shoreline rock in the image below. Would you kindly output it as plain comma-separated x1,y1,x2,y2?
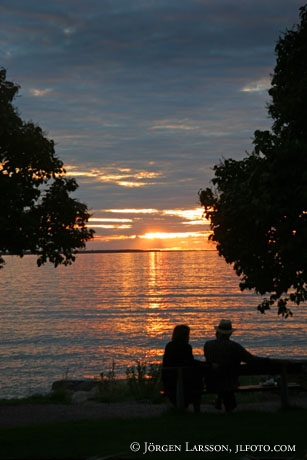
52,379,100,403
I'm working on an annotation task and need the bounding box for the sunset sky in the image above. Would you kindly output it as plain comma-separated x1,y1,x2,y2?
1,0,303,250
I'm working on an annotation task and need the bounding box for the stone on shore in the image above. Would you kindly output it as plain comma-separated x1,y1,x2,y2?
52,379,100,402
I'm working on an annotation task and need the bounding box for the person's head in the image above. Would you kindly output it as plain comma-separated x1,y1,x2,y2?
215,319,234,339
172,324,190,344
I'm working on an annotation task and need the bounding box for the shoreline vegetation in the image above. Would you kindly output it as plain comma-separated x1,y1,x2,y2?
0,359,269,406
0,361,164,406
0,360,305,408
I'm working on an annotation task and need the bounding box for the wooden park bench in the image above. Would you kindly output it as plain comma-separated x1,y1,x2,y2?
161,359,307,410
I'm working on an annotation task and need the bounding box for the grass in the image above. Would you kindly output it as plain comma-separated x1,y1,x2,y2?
0,390,72,407
1,406,306,459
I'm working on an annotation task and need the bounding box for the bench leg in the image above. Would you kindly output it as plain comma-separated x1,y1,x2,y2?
176,367,185,410
280,363,289,409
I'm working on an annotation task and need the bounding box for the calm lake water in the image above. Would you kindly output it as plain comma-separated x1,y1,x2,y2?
0,250,306,399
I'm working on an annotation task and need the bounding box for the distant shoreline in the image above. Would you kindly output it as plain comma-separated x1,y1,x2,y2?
77,248,213,254
2,248,214,257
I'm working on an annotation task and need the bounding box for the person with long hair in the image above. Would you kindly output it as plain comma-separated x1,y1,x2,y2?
162,325,203,412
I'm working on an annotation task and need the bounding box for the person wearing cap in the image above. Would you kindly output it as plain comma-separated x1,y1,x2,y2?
204,320,258,412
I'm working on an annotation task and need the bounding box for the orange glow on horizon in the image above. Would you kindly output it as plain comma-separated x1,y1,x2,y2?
140,231,204,239
88,230,214,252
86,206,211,251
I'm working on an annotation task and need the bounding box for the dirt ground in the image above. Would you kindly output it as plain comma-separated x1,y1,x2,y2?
1,393,307,426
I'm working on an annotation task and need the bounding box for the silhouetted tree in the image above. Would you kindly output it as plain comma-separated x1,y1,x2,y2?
0,69,94,268
199,5,307,316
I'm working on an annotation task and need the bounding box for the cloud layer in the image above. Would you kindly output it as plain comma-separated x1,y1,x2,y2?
1,0,303,249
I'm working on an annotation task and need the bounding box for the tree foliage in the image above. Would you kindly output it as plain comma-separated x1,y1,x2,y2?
0,69,94,268
199,5,307,316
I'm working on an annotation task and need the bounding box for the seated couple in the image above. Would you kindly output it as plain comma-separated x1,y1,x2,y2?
162,320,268,413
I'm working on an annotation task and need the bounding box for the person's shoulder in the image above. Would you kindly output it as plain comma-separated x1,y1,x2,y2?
165,340,186,350
229,339,247,350
164,341,173,351
204,339,216,347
